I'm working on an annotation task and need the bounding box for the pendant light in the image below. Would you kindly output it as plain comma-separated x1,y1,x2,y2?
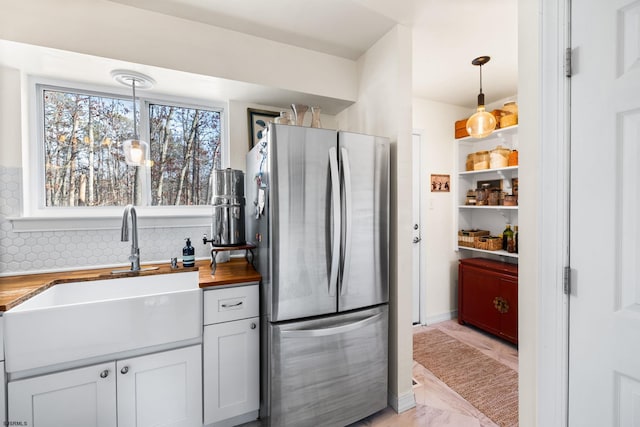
111,70,155,166
466,56,496,139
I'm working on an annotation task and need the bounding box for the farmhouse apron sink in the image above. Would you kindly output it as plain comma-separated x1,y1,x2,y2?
3,271,201,373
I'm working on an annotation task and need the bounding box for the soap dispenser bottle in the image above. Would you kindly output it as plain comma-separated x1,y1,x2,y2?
182,238,195,267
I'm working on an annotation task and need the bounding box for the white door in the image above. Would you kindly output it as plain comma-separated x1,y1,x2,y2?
117,345,202,427
412,132,422,324
8,362,116,427
203,317,260,425
569,0,640,425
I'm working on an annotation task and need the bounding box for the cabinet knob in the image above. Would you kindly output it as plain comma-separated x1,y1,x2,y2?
250,323,257,330
412,237,421,244
120,366,129,375
99,369,109,379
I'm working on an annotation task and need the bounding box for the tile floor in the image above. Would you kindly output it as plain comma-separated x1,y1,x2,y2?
349,320,518,426
242,319,519,427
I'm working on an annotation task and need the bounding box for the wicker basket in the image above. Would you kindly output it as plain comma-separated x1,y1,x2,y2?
458,229,490,247
475,235,502,251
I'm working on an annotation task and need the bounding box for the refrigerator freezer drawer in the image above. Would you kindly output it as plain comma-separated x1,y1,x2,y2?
268,305,388,427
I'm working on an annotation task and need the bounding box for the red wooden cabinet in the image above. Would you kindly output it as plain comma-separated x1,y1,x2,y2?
458,258,518,344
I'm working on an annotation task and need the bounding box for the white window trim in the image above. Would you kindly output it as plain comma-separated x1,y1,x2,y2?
13,75,228,232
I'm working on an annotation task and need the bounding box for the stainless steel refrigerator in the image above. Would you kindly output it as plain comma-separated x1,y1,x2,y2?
246,123,389,427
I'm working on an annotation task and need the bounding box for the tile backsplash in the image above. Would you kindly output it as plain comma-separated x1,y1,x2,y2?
0,166,209,275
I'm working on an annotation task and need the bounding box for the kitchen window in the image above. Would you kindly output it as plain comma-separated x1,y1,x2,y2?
11,80,226,232
40,85,224,209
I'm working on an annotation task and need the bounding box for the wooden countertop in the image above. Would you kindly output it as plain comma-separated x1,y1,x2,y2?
197,258,262,287
0,258,261,312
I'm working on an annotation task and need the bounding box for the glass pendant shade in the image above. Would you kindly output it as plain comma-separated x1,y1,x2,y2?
123,138,148,166
467,108,496,138
466,56,496,138
467,93,496,138
111,70,155,167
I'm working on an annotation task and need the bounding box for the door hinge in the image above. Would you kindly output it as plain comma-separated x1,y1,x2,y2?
565,48,572,78
563,266,571,295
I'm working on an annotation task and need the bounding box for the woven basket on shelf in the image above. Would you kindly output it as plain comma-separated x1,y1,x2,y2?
474,236,502,251
458,230,490,248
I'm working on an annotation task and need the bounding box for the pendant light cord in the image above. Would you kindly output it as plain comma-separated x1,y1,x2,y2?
131,79,138,140
479,64,483,95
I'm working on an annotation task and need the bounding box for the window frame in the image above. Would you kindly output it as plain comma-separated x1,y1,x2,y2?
20,76,228,229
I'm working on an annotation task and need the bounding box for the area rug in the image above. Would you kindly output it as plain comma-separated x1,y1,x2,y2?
413,328,518,427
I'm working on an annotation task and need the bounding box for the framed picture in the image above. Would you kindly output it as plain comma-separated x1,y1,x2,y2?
430,174,450,192
247,108,279,149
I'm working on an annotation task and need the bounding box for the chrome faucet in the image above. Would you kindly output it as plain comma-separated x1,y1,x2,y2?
121,204,140,271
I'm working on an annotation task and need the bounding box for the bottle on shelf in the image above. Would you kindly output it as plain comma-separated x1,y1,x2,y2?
514,225,519,253
507,233,516,253
502,224,514,251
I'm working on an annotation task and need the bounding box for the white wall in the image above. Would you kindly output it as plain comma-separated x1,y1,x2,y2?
0,67,22,169
518,0,540,425
338,25,415,413
0,0,357,102
412,98,469,323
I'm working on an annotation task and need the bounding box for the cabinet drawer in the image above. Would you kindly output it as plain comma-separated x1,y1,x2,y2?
204,284,259,325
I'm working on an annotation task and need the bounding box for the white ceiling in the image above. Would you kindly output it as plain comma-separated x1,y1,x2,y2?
110,0,518,109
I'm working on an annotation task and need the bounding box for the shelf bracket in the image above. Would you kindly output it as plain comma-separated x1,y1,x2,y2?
498,209,512,220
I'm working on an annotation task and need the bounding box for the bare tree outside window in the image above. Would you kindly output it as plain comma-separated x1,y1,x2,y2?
42,87,223,208
43,89,135,207
149,103,221,206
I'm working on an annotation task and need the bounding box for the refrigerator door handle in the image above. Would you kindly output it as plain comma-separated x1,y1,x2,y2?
328,147,341,297
340,146,353,296
280,312,384,338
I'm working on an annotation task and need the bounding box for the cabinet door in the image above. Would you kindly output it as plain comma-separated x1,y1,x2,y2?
117,345,202,427
499,277,518,343
203,317,259,425
8,362,116,427
459,264,501,334
0,362,5,427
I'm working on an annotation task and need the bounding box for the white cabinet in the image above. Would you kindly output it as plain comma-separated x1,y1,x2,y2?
8,361,117,427
456,125,519,259
0,361,5,427
204,317,259,426
8,345,201,427
117,345,202,427
203,284,259,427
0,315,6,426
